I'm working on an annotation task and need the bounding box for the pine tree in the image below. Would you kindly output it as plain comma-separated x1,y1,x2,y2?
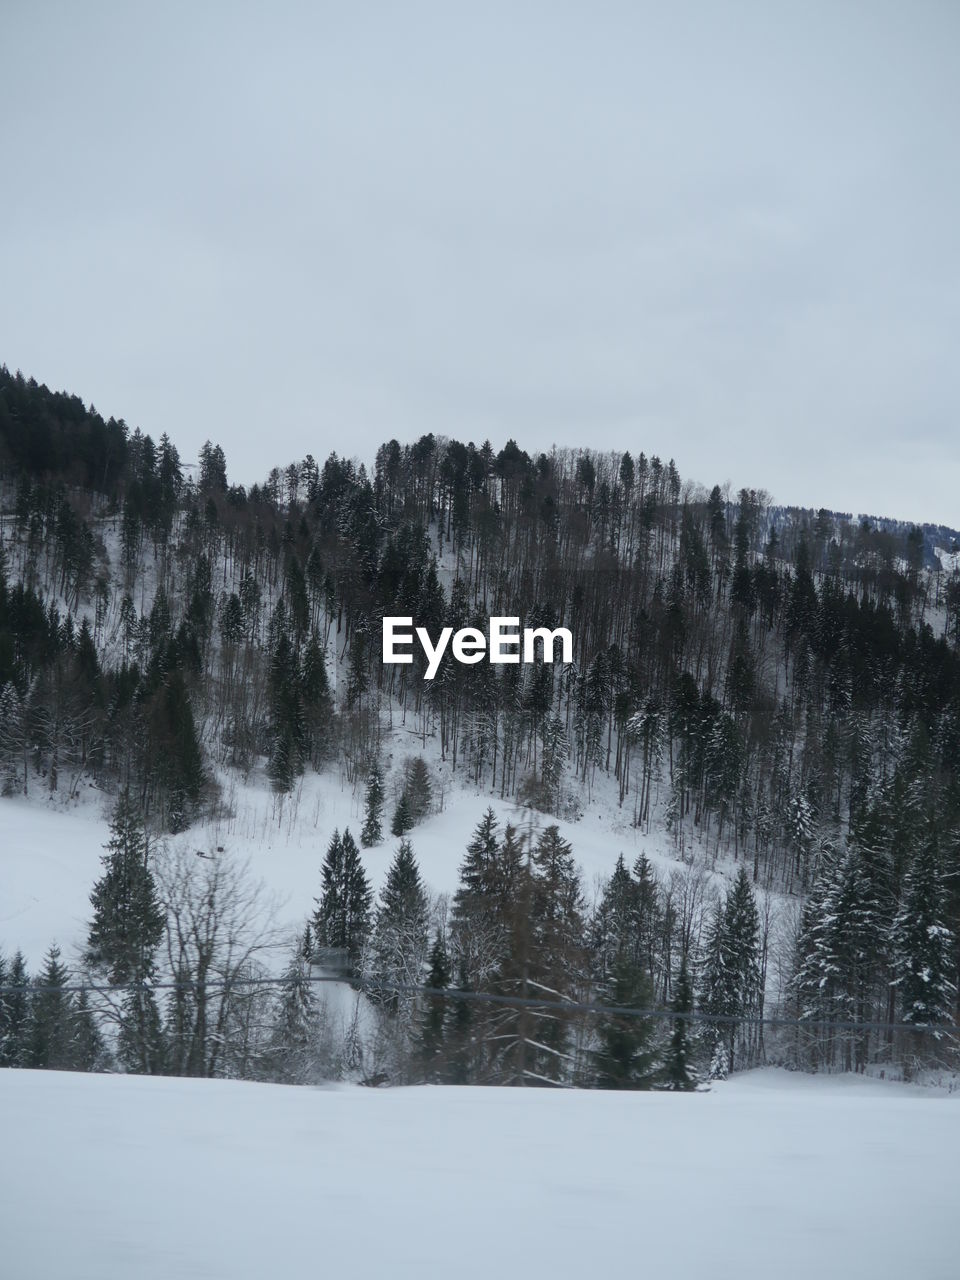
416,931,451,1082
724,867,761,1018
663,960,697,1090
368,839,430,1013
87,792,166,1072
391,792,414,837
87,790,164,985
267,606,304,792
0,681,26,795
450,808,503,989
700,868,761,1073
313,828,372,968
0,950,29,1065
117,985,165,1075
593,854,638,980
72,989,107,1072
26,946,75,1069
631,852,662,980
301,629,333,766
893,834,956,1028
404,756,433,823
592,955,658,1090
267,951,320,1083
453,808,501,912
154,670,205,829
709,1040,728,1080
360,765,384,847
699,901,735,1069
526,825,585,1084
793,844,885,1070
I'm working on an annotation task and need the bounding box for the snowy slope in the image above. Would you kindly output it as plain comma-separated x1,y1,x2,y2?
0,1067,956,1280
1,753,722,971
0,793,114,968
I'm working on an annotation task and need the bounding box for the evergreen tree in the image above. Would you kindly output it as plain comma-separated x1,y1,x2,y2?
631,852,662,980
525,825,586,1084
267,951,320,1083
592,955,658,1089
793,844,885,1071
452,808,501,913
593,854,638,980
709,1040,729,1080
72,989,108,1072
663,960,697,1090
0,950,29,1065
404,756,433,823
416,931,451,1082
368,839,430,1013
700,868,761,1072
151,669,204,829
360,765,384,847
313,828,372,968
451,808,503,988
267,605,304,792
391,792,414,837
87,792,166,1073
301,629,333,766
87,791,164,985
26,946,75,1070
724,867,762,1018
893,833,956,1028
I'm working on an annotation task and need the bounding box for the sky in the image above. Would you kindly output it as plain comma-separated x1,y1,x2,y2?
1,1,958,527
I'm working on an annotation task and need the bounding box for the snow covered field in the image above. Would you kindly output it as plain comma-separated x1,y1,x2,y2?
1,1067,956,1280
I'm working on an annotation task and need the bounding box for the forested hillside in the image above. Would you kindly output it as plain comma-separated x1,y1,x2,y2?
1,365,958,1088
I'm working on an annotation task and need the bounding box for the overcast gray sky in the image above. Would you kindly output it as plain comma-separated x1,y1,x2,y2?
1,1,957,526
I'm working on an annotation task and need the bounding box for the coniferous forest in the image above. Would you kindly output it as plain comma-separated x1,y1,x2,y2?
1,365,959,1088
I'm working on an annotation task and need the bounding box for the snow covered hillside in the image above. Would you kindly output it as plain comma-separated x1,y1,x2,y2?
0,758,723,972
1,1067,956,1280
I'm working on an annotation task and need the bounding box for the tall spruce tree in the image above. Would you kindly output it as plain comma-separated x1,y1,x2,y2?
0,950,29,1065
26,946,75,1070
416,931,451,1083
391,791,414,838
451,808,504,990
700,868,761,1073
663,959,697,1090
267,951,321,1083
72,989,107,1072
593,954,658,1089
793,844,885,1070
593,854,638,981
368,838,430,1013
87,792,166,1073
301,630,332,766
87,791,164,984
313,828,372,968
893,833,956,1028
525,825,585,1085
404,756,432,823
360,765,385,847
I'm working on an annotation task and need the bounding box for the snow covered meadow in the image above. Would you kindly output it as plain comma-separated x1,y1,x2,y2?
1,1066,956,1280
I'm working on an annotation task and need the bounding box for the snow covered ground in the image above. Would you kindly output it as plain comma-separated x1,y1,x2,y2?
935,545,960,574
0,793,115,969
0,1067,956,1280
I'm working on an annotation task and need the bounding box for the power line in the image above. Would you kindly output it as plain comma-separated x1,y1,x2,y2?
2,971,957,1036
